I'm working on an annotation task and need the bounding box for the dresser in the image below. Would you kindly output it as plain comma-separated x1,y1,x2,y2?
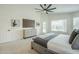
23,28,37,38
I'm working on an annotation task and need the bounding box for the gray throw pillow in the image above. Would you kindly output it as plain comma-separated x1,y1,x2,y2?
71,34,79,50
69,29,79,44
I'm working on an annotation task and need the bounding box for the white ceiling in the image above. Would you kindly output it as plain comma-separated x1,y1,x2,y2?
1,4,79,14
34,4,79,14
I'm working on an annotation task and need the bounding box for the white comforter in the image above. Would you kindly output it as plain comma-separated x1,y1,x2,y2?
47,34,79,54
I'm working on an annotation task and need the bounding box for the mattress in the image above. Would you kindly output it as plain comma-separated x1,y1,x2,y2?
47,34,79,54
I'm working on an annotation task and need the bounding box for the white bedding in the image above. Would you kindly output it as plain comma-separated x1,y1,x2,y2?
47,34,79,54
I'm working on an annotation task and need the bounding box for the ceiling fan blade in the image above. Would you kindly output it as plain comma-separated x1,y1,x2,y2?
47,7,56,10
46,4,52,9
36,10,42,12
47,10,53,12
40,4,44,10
35,8,42,10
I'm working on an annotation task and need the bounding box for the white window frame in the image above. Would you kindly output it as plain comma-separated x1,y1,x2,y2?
51,19,67,32
73,17,79,29
43,22,46,33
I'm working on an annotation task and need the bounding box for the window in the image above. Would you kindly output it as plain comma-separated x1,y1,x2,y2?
43,22,46,33
73,17,79,29
51,20,67,32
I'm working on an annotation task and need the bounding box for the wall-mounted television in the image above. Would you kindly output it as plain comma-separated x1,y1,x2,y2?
23,19,35,28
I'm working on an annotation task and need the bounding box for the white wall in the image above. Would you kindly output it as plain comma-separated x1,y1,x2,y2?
0,4,42,43
0,5,34,31
35,12,79,35
0,4,79,43
0,29,23,43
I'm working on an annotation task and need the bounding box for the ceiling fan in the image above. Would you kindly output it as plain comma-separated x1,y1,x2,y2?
35,4,56,14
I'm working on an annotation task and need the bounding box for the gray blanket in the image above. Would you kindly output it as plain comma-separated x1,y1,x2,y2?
33,34,58,48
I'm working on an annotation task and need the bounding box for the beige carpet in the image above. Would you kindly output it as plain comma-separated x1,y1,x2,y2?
0,38,38,54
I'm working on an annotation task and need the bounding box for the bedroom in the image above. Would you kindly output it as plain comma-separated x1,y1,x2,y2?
0,4,79,54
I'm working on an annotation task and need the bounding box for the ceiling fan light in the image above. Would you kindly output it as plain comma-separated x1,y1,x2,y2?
44,10,46,13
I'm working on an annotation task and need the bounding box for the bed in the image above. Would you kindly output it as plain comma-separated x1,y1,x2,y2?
31,33,79,54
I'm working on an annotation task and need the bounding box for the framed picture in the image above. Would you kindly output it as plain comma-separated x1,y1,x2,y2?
11,19,20,27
